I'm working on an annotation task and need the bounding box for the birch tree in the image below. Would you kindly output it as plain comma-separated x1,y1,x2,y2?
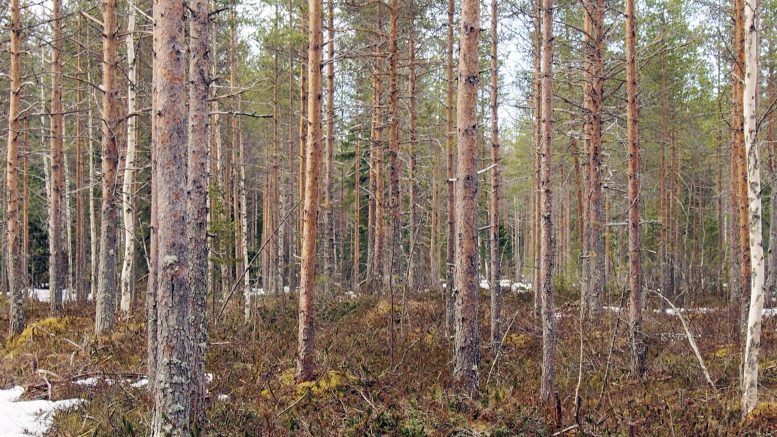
741,0,764,416
120,0,139,315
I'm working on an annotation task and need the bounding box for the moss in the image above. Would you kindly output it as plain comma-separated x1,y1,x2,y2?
713,344,736,359
746,402,777,421
505,334,532,349
6,317,76,355
264,368,357,399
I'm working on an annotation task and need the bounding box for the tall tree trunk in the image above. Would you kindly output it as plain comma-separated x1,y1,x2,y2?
120,0,138,315
625,0,645,377
75,17,88,305
287,0,299,292
532,0,542,317
297,0,323,382
188,0,209,423
386,0,402,292
733,0,750,341
444,0,456,333
324,0,336,283
488,0,502,347
353,138,362,289
453,0,481,395
583,0,605,318
49,0,67,315
150,0,192,433
370,8,385,289
407,0,418,291
7,0,24,336
741,0,763,416
95,0,120,335
765,51,777,302
539,0,556,402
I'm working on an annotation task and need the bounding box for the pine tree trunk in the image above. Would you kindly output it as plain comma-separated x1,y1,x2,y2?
444,0,456,333
287,0,298,292
95,0,120,335
386,0,401,292
297,0,323,382
49,0,67,315
539,0,556,402
188,0,209,422
583,0,605,318
120,0,138,315
353,138,362,289
370,13,385,289
407,0,418,291
453,0,481,395
150,0,192,433
488,0,501,348
625,0,645,377
7,0,25,336
75,17,88,305
324,0,336,283
741,0,763,416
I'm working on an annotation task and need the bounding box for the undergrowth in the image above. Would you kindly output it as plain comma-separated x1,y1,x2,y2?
0,288,776,435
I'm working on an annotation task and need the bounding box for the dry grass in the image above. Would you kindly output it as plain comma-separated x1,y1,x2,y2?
1,288,776,435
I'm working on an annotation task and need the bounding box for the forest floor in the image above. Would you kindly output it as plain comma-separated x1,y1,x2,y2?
1,285,777,436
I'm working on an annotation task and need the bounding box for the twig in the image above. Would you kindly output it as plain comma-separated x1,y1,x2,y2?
652,289,716,391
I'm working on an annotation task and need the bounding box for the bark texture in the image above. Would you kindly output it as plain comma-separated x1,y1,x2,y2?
625,0,645,377
96,0,120,335
488,0,502,347
539,0,556,402
297,0,323,382
453,0,481,395
150,0,192,433
741,0,763,416
7,0,25,336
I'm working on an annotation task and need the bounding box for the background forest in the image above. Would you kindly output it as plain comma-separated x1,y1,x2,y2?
2,0,777,434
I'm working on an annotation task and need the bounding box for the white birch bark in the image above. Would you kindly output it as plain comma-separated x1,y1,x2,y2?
120,0,138,315
741,0,764,417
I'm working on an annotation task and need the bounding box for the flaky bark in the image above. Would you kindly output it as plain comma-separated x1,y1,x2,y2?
188,0,209,423
297,0,323,382
625,0,645,377
150,0,192,433
75,17,88,305
741,0,763,416
7,0,25,336
539,0,555,402
453,0,481,395
386,0,401,291
95,0,120,335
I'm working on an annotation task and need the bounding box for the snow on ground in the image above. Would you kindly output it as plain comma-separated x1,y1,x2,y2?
27,288,93,303
0,386,82,437
603,306,777,318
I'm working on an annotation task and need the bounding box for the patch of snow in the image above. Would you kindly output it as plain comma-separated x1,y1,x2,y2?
0,386,82,437
344,290,357,299
129,378,148,388
27,288,93,303
217,394,229,401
